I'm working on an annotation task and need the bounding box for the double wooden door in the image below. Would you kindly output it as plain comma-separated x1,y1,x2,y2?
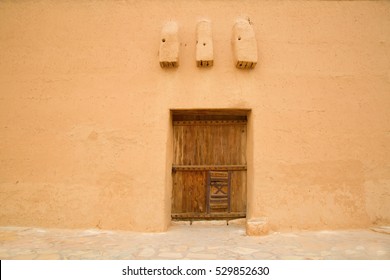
171,115,247,220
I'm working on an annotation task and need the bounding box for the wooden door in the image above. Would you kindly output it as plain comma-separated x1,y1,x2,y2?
171,112,247,221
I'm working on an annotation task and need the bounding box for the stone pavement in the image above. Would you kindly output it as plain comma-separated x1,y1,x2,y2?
0,222,389,260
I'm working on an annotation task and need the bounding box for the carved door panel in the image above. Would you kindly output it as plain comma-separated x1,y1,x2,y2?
207,171,231,213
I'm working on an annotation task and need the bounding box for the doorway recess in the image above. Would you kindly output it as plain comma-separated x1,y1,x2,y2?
170,109,249,222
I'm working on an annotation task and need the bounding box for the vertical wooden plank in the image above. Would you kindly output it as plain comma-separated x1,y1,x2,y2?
173,126,177,164
191,171,206,213
234,124,239,165
206,171,210,213
172,171,206,214
240,125,247,165
230,124,235,165
171,172,183,213
227,171,231,213
222,125,226,165
230,171,247,212
173,125,186,165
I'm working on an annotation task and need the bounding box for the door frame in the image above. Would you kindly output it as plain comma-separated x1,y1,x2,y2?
168,109,252,223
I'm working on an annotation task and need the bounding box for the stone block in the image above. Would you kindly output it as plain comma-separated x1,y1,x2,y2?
370,226,390,234
246,217,269,236
232,19,258,69
159,21,179,68
196,20,213,67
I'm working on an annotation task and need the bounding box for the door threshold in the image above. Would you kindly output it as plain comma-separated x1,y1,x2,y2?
171,212,246,225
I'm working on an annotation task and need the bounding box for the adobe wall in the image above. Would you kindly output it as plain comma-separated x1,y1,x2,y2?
0,0,389,232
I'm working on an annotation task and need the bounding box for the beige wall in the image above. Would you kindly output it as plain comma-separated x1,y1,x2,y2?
0,0,389,232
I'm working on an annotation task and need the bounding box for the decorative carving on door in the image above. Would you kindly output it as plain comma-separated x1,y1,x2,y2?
207,171,231,214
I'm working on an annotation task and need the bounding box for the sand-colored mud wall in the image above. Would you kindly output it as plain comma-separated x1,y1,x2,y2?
0,0,389,231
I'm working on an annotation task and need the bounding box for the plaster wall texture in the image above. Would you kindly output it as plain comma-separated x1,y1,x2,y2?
0,0,389,232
